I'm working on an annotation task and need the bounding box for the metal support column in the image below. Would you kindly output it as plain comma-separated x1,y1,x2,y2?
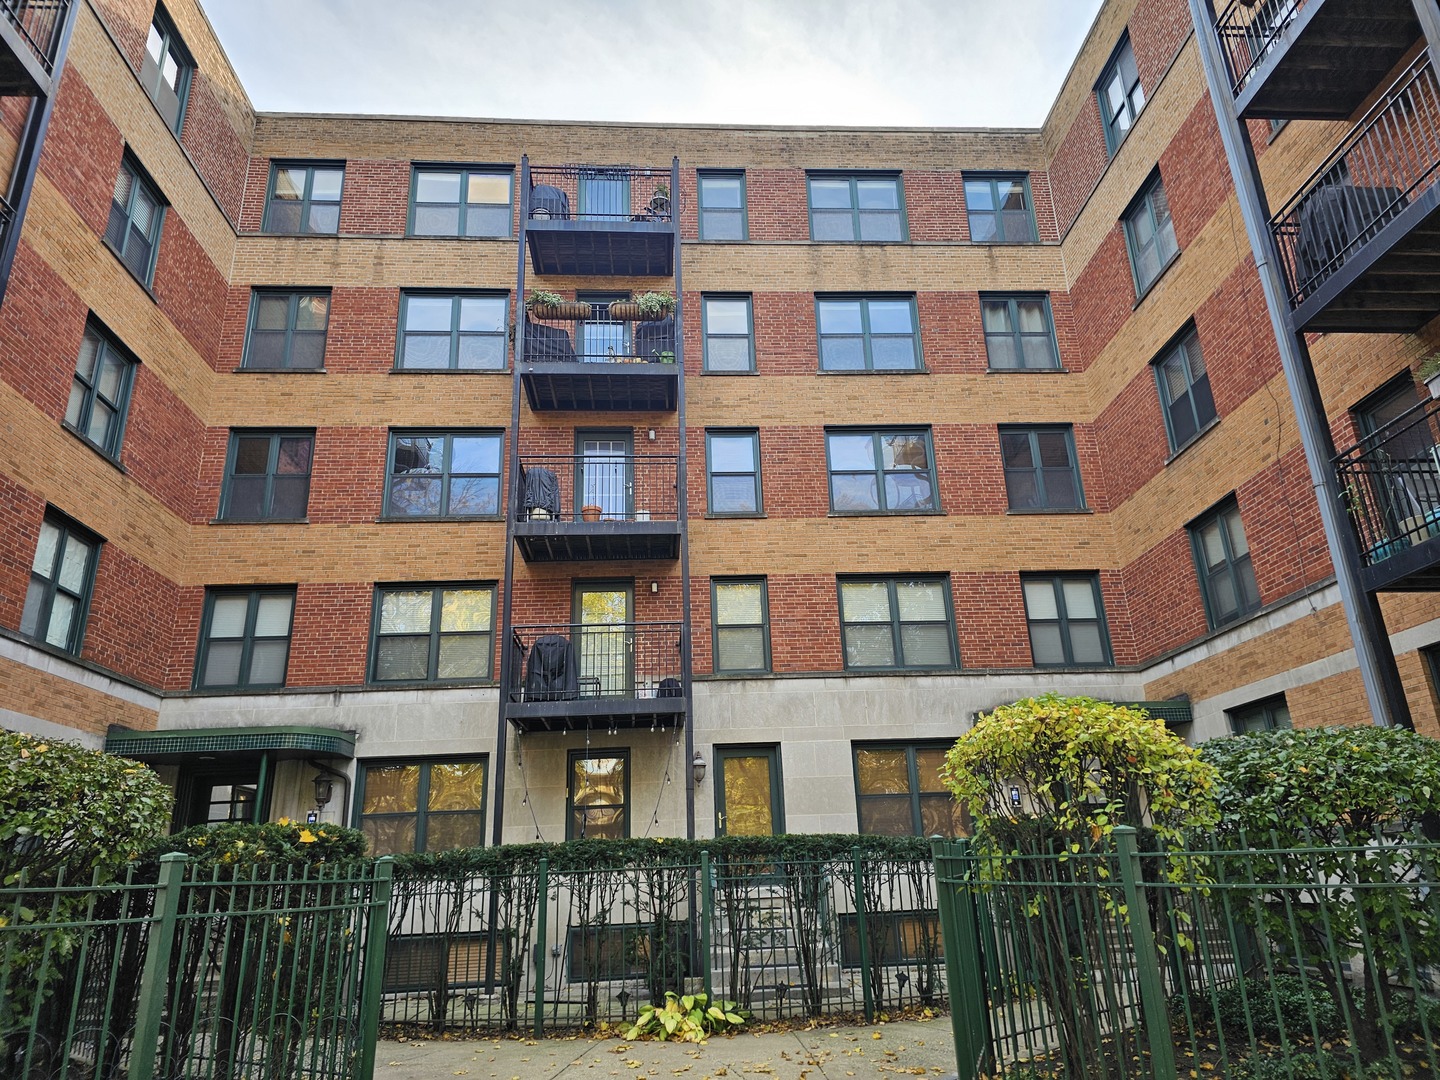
672,156,698,840
1189,0,1414,728
1413,0,1440,62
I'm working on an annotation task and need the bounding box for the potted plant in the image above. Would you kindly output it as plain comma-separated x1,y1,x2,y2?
581,504,603,522
608,292,675,322
1418,351,1440,399
527,290,591,321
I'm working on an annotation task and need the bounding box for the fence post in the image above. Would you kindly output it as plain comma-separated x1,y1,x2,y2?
699,851,713,1003
129,852,187,1080
932,838,990,1080
851,847,875,1022
532,857,549,1039
1113,826,1177,1080
357,857,395,1080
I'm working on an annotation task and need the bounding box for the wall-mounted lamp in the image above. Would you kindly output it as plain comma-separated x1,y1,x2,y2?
650,580,659,593
313,773,334,809
647,429,656,442
691,752,707,784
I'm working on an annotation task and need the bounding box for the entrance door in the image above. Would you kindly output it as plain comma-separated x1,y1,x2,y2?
579,294,628,363
715,746,784,836
579,167,630,220
576,430,633,521
574,581,633,696
178,768,261,829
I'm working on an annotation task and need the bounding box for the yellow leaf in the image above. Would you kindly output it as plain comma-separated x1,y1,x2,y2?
298,829,318,843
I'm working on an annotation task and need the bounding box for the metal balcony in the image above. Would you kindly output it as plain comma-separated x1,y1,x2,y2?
1335,393,1440,590
518,310,678,411
514,453,680,563
523,164,675,276
0,0,67,95
1271,52,1440,332
504,622,685,732
1216,0,1420,120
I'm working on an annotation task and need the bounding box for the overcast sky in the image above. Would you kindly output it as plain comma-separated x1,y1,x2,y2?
200,0,1106,129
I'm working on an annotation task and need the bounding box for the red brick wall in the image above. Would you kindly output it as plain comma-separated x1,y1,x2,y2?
38,70,123,239
338,160,409,236
0,474,44,632
181,73,250,226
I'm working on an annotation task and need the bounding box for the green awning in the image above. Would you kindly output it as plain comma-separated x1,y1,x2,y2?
105,725,355,760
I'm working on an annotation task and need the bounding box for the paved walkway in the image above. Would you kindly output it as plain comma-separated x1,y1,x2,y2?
376,1018,957,1080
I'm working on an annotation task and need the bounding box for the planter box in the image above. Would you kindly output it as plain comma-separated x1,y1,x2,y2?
529,301,591,321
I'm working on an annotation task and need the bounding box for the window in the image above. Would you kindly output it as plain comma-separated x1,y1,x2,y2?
21,512,100,655
65,323,136,459
697,171,747,240
1228,695,1291,735
1000,426,1085,511
358,758,487,855
371,584,495,684
194,587,294,689
219,431,313,522
105,155,164,285
706,430,761,515
981,294,1060,370
826,429,937,514
853,743,965,836
816,296,920,372
568,751,629,840
838,577,955,671
409,168,512,237
396,292,508,371
1154,328,1216,452
808,174,905,242
1190,498,1261,629
141,8,192,133
1124,174,1179,297
702,295,754,372
964,174,1036,243
1022,574,1111,666
711,578,770,674
840,912,943,968
264,163,343,235
1097,36,1145,156
385,431,503,518
243,290,330,370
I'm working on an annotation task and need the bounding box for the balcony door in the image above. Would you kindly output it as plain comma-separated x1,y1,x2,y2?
574,581,633,696
576,430,633,521
715,746,784,837
579,292,628,363
1356,379,1440,539
579,167,629,220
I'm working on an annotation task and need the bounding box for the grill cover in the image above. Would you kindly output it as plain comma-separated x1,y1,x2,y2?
525,634,578,700
530,185,570,219
523,322,576,362
634,316,675,361
1294,184,1407,291
522,467,561,519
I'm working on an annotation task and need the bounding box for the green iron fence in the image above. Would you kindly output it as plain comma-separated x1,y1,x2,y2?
933,826,1440,1080
0,854,394,1080
380,850,946,1033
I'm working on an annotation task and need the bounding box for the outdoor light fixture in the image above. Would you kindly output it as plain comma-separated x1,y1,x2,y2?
692,752,707,784
313,773,334,808
650,580,659,593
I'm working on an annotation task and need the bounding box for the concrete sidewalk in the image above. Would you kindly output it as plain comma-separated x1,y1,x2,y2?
376,1018,957,1080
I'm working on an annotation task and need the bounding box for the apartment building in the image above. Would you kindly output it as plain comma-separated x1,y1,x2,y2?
2,0,1439,851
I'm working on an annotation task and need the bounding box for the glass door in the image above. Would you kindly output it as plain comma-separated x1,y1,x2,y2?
579,293,628,363
574,582,633,696
1357,379,1440,540
576,430,633,521
715,746,784,836
579,167,630,220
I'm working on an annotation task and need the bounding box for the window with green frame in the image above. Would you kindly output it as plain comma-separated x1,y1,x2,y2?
371,583,495,683
853,742,965,836
193,587,294,689
65,322,136,460
839,911,942,968
980,294,1060,370
105,154,165,285
264,162,343,235
568,750,629,840
396,292,508,371
706,429,761,515
1123,172,1179,298
807,173,905,241
21,511,101,656
711,578,770,674
826,428,937,514
1190,497,1261,629
142,7,192,133
1154,327,1216,453
409,168,512,237
964,174,1036,243
243,290,330,370
220,431,313,521
1227,695,1291,735
357,758,487,855
1021,573,1112,667
838,577,956,671
702,295,754,372
999,426,1085,511
816,296,920,371
1097,35,1145,157
698,171,747,240
385,431,503,518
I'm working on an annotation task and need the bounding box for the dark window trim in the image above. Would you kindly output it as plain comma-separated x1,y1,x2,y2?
700,293,755,373
710,577,772,675
705,428,762,517
1095,33,1144,158
394,290,511,373
824,426,941,515
962,172,1038,244
1188,495,1261,631
851,739,960,836
354,755,489,854
979,292,1062,371
1151,322,1217,455
697,169,749,241
1122,168,1180,302
22,509,102,657
218,429,315,523
142,5,193,135
105,151,167,288
64,319,138,462
368,582,498,686
242,288,332,371
714,744,785,835
836,575,958,672
263,160,346,235
407,165,515,239
382,428,506,521
814,294,923,373
192,586,296,691
838,909,942,968
998,424,1086,511
1226,694,1291,735
566,748,631,841
805,171,909,243
1020,572,1113,668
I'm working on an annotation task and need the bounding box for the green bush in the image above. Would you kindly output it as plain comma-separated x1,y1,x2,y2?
1372,992,1440,1039
143,816,368,871
623,992,747,1043
1211,974,1340,1041
1230,1051,1392,1080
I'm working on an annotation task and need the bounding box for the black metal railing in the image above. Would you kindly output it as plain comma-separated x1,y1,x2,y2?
1214,0,1310,97
521,310,677,365
0,0,68,75
1271,52,1440,307
526,165,674,224
507,622,683,703
517,453,678,523
1335,394,1440,566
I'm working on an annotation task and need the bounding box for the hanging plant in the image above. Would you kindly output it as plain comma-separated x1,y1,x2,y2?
526,291,590,320
633,292,677,320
